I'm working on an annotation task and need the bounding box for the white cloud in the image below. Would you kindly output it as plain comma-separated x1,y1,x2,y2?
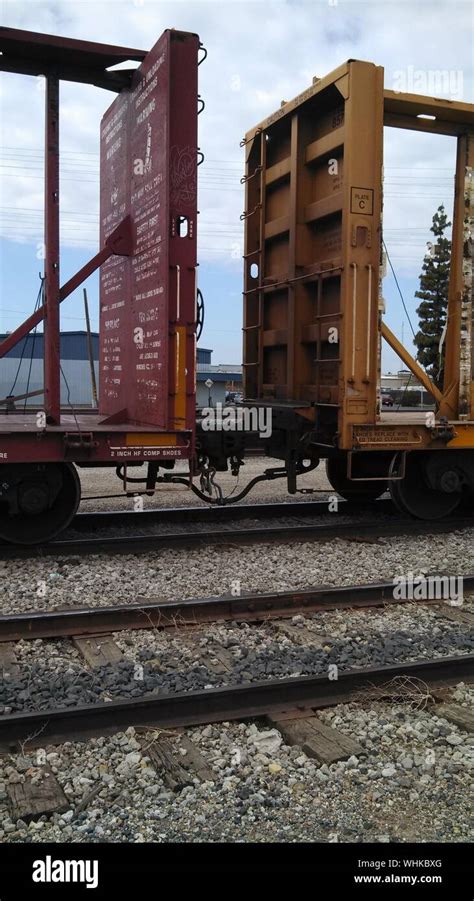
1,0,470,262
0,0,471,367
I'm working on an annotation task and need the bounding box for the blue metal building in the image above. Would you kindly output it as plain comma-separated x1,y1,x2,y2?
0,331,99,407
0,334,242,408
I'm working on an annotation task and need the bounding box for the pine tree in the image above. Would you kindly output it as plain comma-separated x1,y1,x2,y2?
414,204,451,388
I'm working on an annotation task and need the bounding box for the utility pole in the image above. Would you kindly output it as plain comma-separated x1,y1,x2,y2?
83,288,98,407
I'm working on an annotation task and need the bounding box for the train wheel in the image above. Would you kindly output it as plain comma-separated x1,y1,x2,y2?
0,463,80,544
389,453,461,519
326,456,387,502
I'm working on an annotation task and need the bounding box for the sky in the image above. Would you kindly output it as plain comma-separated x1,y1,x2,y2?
0,0,472,371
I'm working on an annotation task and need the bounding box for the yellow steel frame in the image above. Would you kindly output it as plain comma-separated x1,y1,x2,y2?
242,62,474,454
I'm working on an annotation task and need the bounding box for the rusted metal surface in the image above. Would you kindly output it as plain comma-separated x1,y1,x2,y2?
99,29,198,433
1,575,473,641
0,654,472,751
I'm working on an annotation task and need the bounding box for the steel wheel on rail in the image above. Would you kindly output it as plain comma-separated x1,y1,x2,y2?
389,452,461,519
326,455,387,502
0,463,81,544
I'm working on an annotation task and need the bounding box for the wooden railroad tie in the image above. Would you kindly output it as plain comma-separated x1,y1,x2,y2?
7,766,69,822
201,642,234,674
437,605,474,628
268,712,363,765
272,621,333,648
434,703,474,736
73,634,123,668
0,643,19,679
142,733,215,792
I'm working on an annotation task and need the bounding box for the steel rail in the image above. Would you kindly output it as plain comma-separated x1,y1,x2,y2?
1,513,473,560
72,496,394,529
1,576,473,643
0,654,472,751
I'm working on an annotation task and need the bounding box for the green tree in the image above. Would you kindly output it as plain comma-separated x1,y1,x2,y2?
414,204,451,388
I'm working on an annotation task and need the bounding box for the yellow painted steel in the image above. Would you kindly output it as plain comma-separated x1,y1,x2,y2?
440,134,474,421
445,425,474,448
125,433,179,447
380,321,443,405
243,62,473,458
173,325,187,428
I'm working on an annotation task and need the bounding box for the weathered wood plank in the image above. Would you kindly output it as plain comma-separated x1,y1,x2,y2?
437,606,474,627
201,643,234,674
73,634,123,668
0,643,19,678
270,714,363,764
176,632,234,674
144,738,193,791
143,734,214,791
7,767,68,821
273,622,332,648
436,703,474,733
178,736,215,783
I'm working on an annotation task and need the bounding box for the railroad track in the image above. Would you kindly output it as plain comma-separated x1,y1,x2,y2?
1,508,473,559
1,575,473,642
72,496,393,529
0,653,471,751
1,578,471,795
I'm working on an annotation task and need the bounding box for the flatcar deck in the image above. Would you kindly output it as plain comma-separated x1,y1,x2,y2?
0,413,192,467
0,413,183,434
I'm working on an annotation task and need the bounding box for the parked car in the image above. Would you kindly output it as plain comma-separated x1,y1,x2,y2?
382,394,394,406
225,391,243,404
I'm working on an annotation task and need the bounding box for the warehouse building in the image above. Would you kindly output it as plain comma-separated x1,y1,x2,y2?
0,333,242,409
0,332,99,407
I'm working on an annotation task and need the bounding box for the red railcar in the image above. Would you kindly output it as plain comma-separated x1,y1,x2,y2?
0,27,199,542
1,28,473,543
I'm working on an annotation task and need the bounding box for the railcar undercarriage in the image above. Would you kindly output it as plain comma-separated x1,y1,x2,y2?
0,29,473,544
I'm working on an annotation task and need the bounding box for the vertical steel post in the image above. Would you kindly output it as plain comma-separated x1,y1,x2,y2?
441,134,474,420
44,73,61,424
83,288,98,407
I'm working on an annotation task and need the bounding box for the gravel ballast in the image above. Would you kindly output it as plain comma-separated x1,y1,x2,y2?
1,466,472,846
1,604,472,714
0,682,471,843
1,528,473,615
